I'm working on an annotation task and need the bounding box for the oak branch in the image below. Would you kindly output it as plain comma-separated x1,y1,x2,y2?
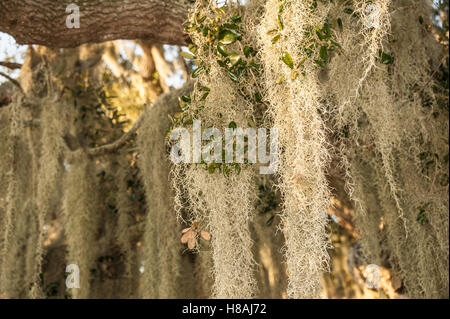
0,0,193,47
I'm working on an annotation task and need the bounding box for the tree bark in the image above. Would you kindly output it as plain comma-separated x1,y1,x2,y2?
0,0,193,47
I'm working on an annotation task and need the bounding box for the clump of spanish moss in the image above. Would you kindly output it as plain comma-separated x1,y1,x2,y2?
0,105,11,286
255,0,448,298
114,150,140,298
183,167,258,298
323,0,448,298
137,84,194,298
62,150,100,299
0,98,38,298
169,0,268,298
258,0,332,298
30,99,68,297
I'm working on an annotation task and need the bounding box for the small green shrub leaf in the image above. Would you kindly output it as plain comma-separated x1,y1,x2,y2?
281,52,294,69
219,29,241,45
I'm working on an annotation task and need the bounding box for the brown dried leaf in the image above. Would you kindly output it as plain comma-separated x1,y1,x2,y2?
181,230,194,244
187,237,197,249
200,230,211,241
182,227,191,233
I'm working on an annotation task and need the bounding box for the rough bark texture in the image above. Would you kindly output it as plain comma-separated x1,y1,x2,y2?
0,0,193,47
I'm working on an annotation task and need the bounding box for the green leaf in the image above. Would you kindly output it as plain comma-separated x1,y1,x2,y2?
281,52,294,69
323,23,331,38
217,44,228,57
199,86,210,92
228,121,237,129
223,23,239,30
379,50,394,64
180,95,191,103
271,34,281,44
199,92,209,101
337,18,343,32
248,117,256,128
208,164,216,174
249,62,261,70
277,14,284,30
416,207,429,225
181,51,196,60
319,46,328,62
227,71,239,82
188,44,198,54
229,53,241,67
276,74,285,84
314,59,325,68
178,97,189,109
186,25,197,32
191,66,204,78
231,15,242,23
217,60,227,68
297,57,307,68
244,46,254,58
315,26,325,40
218,29,241,45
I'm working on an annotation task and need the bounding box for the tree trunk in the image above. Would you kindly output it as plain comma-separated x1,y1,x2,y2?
0,0,193,47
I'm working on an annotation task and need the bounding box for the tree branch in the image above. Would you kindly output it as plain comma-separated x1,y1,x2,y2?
86,81,194,156
0,72,24,95
87,110,145,156
0,0,193,48
0,61,22,70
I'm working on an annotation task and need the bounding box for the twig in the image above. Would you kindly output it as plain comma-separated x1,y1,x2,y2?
84,81,192,156
0,72,24,95
0,61,22,70
87,109,146,156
